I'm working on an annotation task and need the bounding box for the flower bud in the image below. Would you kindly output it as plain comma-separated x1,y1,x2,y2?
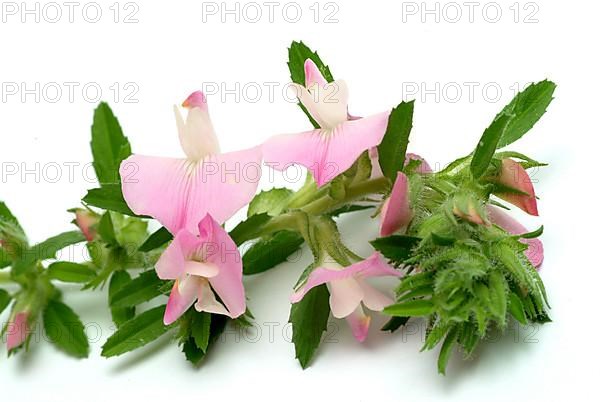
6,311,30,353
493,159,538,216
72,209,100,242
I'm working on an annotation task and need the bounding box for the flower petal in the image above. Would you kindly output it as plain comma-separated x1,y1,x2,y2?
6,312,29,352
155,229,200,280
304,59,327,87
487,205,544,268
175,91,220,161
200,214,246,318
185,261,219,278
294,80,349,130
345,305,371,342
290,253,399,303
329,277,364,318
120,147,261,234
164,276,200,325
380,172,412,236
357,278,395,312
263,112,389,187
495,159,539,216
195,280,230,316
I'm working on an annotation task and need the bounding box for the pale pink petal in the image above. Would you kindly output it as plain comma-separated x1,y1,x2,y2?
329,277,364,318
264,112,389,187
164,276,200,325
345,305,371,342
357,278,395,312
155,229,200,280
195,280,230,316
199,214,246,318
182,90,208,110
304,59,327,87
6,312,29,352
74,209,98,242
380,172,412,236
175,91,219,160
495,159,538,216
487,206,544,268
290,253,399,303
294,81,349,130
120,146,261,235
185,261,219,278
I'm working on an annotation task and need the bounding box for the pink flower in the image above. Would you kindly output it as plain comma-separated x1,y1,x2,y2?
6,312,30,352
157,214,245,325
291,253,400,342
73,209,99,242
487,206,544,268
119,91,262,235
493,159,538,216
263,59,390,187
380,172,412,236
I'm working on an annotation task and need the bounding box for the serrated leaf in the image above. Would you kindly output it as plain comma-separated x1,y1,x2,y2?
248,188,293,217
191,312,211,353
91,102,131,186
109,271,136,327
0,201,24,234
437,326,458,375
377,101,415,182
509,292,527,325
496,80,556,148
229,213,271,246
101,305,171,357
43,300,89,358
0,289,11,315
383,299,435,316
370,235,420,264
97,212,117,246
488,271,508,326
289,284,330,368
46,262,96,283
110,270,163,308
243,231,304,275
471,114,511,179
83,185,138,216
181,313,227,366
138,226,172,252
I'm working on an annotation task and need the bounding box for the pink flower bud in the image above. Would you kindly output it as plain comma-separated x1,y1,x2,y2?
6,312,30,352
73,209,99,242
494,159,538,216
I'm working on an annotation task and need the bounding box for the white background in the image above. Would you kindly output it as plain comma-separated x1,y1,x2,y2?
0,0,597,400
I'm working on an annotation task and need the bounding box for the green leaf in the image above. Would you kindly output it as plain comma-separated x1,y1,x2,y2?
377,101,415,182
289,284,330,368
109,271,136,327
46,262,96,283
83,185,138,216
370,235,420,264
13,231,86,276
383,299,435,316
0,248,11,269
101,305,171,357
381,316,410,333
181,313,228,366
110,270,164,308
91,102,131,186
327,204,374,217
519,225,544,239
437,326,458,375
288,41,334,128
470,113,511,179
0,201,24,234
496,80,556,148
138,227,172,252
509,292,527,325
229,213,271,246
43,300,89,358
191,312,211,353
97,212,118,246
488,270,508,327
243,231,304,275
248,188,293,217
0,289,11,315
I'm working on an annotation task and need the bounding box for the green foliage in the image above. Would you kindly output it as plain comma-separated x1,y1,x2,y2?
377,101,415,182
248,188,293,217
46,262,96,283
180,312,228,366
370,235,421,264
13,231,86,276
138,227,172,252
0,289,11,315
83,185,137,216
289,284,331,368
109,269,164,308
229,213,271,246
101,305,172,357
108,271,136,327
243,231,304,275
43,300,90,358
